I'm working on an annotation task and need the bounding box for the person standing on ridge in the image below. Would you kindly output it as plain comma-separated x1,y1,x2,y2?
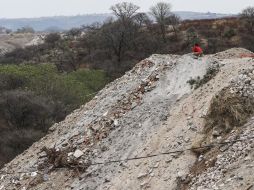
192,43,203,57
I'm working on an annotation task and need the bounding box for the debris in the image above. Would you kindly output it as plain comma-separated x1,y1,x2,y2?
137,173,148,179
1,48,254,190
73,149,84,158
113,120,119,127
31,172,37,177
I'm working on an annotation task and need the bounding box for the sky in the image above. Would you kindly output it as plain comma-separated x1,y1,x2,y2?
0,0,253,19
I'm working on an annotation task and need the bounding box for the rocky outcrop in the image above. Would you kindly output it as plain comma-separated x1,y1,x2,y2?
0,48,254,190
0,33,44,56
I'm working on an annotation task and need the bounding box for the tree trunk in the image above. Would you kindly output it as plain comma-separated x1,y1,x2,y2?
160,24,166,43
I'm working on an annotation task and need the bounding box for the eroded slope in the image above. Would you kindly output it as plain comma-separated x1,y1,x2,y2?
1,48,254,190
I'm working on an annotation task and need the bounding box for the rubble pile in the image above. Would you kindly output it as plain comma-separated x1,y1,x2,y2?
230,67,254,98
0,48,254,190
189,118,254,190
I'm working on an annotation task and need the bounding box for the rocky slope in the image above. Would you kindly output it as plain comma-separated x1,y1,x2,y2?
0,33,44,56
0,48,254,190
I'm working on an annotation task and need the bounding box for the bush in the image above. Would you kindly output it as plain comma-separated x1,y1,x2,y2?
187,66,219,89
0,64,110,109
0,128,44,167
0,64,110,168
0,73,24,91
205,88,254,134
16,26,35,33
45,33,61,45
0,90,55,130
223,28,236,39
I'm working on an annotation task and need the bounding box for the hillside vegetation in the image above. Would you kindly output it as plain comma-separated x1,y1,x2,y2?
0,64,109,167
1,15,253,77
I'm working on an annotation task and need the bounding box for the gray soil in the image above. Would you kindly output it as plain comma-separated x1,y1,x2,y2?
0,48,254,190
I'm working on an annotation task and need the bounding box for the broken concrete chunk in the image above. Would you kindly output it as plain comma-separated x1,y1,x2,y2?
68,152,74,157
31,172,37,177
113,120,119,127
73,149,84,158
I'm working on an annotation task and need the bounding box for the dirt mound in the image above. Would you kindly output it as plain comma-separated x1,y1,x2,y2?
212,48,253,60
0,49,254,190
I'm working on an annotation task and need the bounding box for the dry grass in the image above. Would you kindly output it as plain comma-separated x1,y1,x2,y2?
40,146,90,172
192,87,254,156
205,88,254,134
189,87,254,187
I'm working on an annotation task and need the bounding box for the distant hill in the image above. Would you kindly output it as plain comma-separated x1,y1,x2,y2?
0,14,110,32
174,11,234,20
0,12,234,32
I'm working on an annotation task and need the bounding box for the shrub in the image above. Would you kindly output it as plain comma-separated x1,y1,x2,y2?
0,90,55,130
223,28,236,39
0,73,25,91
45,33,61,45
205,88,254,133
0,64,110,168
187,66,219,89
0,64,110,110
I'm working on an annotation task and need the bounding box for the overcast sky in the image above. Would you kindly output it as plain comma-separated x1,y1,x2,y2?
0,0,253,19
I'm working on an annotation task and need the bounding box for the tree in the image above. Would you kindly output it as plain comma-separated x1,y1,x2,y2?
55,43,81,71
67,28,82,38
16,26,35,33
108,3,141,63
166,14,181,39
241,6,254,33
207,38,220,53
100,20,129,63
133,13,152,27
45,33,61,46
0,90,54,131
110,2,140,22
150,2,172,42
186,27,200,46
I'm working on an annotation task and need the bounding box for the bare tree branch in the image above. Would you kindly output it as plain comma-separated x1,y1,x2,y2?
110,2,140,21
150,2,172,42
241,6,254,33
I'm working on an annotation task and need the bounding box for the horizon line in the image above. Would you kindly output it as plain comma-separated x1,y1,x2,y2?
0,11,236,20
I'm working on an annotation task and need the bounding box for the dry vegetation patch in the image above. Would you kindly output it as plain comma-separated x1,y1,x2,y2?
187,65,219,89
205,88,254,134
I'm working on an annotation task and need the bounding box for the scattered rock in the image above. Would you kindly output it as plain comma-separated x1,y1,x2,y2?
73,149,84,158
31,172,37,177
137,173,148,179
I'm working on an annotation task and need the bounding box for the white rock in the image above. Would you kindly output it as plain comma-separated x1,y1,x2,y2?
0,175,6,180
113,120,119,127
73,149,84,158
153,162,160,168
31,172,37,177
68,152,74,157
140,181,149,187
103,111,108,117
137,173,147,179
